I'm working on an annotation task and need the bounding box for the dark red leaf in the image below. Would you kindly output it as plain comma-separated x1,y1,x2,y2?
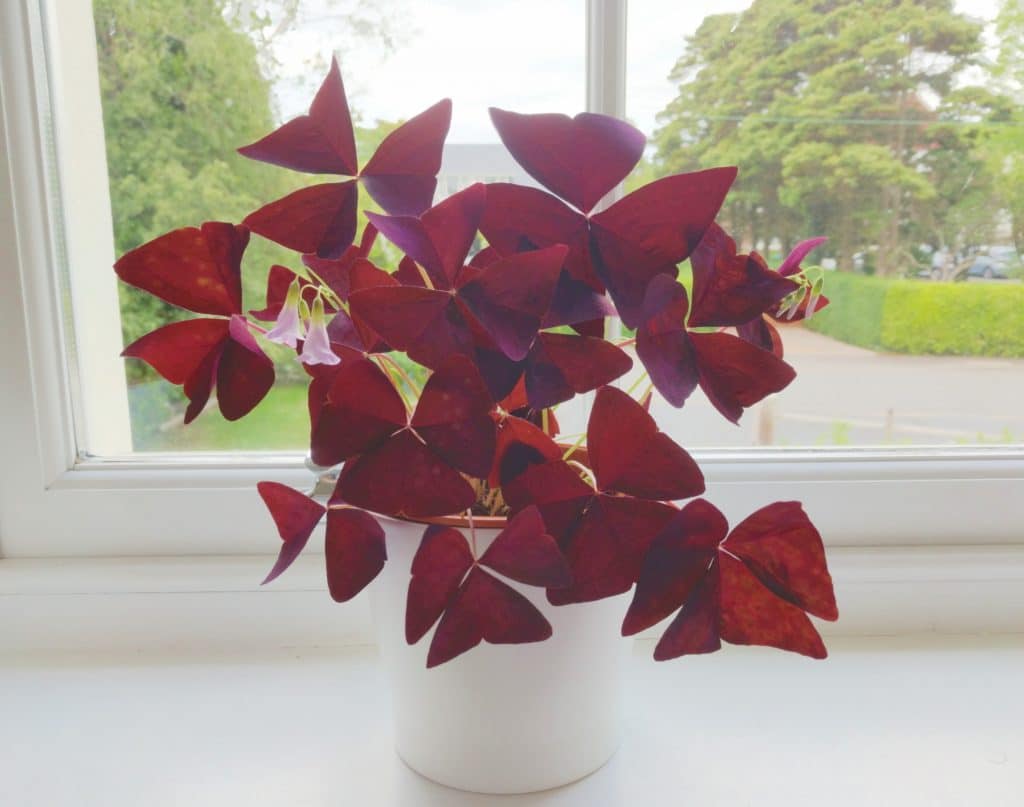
548,496,677,605
121,317,251,425
472,343,523,403
524,332,632,410
624,499,836,661
310,358,406,467
510,404,560,438
411,356,496,477
636,277,795,420
458,245,566,360
406,525,475,644
489,108,645,214
114,222,246,316
257,482,326,584
367,183,485,288
588,386,704,501
588,228,677,331
360,98,452,215
501,460,594,543
243,180,359,259
348,285,474,369
361,174,439,219
427,567,552,668
690,331,796,424
479,505,571,588
238,56,357,176
689,223,799,327
325,507,387,602
718,553,827,659
216,316,275,421
121,317,229,386
324,309,372,354
653,564,723,660
297,223,380,303
589,167,737,326
592,167,737,267
334,430,476,518
488,415,561,487
469,244,501,268
569,317,607,338
621,499,727,634
736,316,784,358
635,276,699,408
543,272,614,329
302,252,353,302
724,502,838,621
395,255,427,287
479,183,597,288
183,348,220,423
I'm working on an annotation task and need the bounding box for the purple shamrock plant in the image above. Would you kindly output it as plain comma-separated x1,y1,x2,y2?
115,58,836,667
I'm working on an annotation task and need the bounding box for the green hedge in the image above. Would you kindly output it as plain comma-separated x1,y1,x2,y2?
805,274,1024,358
803,273,889,350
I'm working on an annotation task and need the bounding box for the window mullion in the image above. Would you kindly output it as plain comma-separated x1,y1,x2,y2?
585,0,628,118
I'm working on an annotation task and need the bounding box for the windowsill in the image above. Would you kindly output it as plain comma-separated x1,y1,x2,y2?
3,546,1024,656
2,637,1022,806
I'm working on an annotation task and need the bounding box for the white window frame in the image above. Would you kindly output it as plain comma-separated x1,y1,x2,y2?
2,0,1024,569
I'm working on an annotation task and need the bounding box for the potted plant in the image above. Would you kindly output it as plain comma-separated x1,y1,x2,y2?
113,58,838,795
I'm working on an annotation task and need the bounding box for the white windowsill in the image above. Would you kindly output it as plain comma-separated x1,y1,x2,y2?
2,637,1022,806
3,545,1024,656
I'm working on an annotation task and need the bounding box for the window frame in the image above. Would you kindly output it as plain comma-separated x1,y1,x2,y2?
2,0,1023,561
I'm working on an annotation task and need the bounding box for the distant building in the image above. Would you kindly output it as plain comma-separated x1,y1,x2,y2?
435,143,542,201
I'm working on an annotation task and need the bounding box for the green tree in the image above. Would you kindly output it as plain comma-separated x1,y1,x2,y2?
95,0,295,352
985,0,1024,252
654,0,984,274
96,0,403,355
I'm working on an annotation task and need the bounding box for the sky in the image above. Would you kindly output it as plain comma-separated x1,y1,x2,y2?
270,0,1005,142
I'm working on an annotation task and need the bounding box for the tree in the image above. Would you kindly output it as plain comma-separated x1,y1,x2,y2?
985,0,1024,252
96,0,402,356
654,0,984,274
95,0,294,353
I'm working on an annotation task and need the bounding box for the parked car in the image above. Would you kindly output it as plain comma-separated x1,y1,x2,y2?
961,256,1009,280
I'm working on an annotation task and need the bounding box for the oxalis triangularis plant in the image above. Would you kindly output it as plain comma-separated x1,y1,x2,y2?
115,58,839,669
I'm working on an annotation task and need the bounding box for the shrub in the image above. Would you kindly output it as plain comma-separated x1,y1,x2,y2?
881,281,1024,357
803,272,889,349
805,274,1024,358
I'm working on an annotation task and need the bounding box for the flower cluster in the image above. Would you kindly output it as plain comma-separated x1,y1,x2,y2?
115,58,837,667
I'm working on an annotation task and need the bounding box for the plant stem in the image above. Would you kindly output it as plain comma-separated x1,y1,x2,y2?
415,263,436,290
302,268,345,311
466,509,477,556
624,371,649,397
379,354,423,397
374,356,412,411
561,431,588,461
565,459,596,487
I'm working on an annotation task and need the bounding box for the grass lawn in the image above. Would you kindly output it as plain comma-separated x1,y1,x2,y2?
136,383,310,452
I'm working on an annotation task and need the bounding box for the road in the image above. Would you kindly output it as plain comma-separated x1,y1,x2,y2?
556,326,1024,449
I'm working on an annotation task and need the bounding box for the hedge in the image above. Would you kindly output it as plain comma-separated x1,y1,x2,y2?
804,273,1024,358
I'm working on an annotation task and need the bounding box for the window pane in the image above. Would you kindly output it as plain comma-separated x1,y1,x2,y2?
627,0,1024,448
93,0,584,452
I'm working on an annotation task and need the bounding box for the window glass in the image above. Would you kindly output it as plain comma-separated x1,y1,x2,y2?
92,0,585,452
627,0,1024,448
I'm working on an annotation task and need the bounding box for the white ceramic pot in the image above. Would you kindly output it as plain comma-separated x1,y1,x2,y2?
369,515,633,795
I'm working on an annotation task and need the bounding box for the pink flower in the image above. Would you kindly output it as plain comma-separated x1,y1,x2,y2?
299,297,340,365
265,280,304,348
